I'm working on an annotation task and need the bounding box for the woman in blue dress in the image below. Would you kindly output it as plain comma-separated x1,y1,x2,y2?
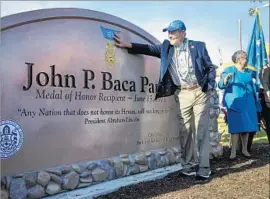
218,50,259,159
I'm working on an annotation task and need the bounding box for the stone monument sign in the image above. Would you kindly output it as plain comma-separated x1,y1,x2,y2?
1,8,179,177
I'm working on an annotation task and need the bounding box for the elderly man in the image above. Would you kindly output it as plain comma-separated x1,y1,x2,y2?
114,20,216,180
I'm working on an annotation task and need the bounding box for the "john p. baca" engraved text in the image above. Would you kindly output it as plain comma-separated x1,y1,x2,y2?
22,62,157,93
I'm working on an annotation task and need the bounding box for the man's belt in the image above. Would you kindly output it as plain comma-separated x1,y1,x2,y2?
176,83,199,90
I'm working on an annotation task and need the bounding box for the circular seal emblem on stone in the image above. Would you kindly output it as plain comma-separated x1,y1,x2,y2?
0,120,24,159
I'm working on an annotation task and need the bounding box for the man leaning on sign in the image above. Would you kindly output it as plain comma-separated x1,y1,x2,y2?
114,20,216,180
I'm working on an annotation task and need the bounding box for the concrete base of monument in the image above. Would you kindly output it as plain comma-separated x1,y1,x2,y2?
44,163,187,199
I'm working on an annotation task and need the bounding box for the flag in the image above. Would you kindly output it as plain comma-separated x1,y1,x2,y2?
246,9,269,86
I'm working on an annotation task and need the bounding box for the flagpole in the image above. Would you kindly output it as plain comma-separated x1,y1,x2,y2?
218,48,223,69
238,19,242,50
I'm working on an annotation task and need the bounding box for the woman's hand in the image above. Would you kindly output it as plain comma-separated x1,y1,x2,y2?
224,73,233,86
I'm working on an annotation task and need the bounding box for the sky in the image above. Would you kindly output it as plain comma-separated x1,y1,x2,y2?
1,1,269,65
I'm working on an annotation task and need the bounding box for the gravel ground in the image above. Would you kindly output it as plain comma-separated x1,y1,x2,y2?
97,143,270,199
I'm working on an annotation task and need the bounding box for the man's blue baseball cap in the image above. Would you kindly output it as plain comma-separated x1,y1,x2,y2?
162,20,186,32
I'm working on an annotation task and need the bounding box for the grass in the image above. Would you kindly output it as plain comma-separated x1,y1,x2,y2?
220,130,268,146
218,114,269,146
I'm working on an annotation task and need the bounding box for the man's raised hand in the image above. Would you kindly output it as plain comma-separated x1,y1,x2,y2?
114,33,132,48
